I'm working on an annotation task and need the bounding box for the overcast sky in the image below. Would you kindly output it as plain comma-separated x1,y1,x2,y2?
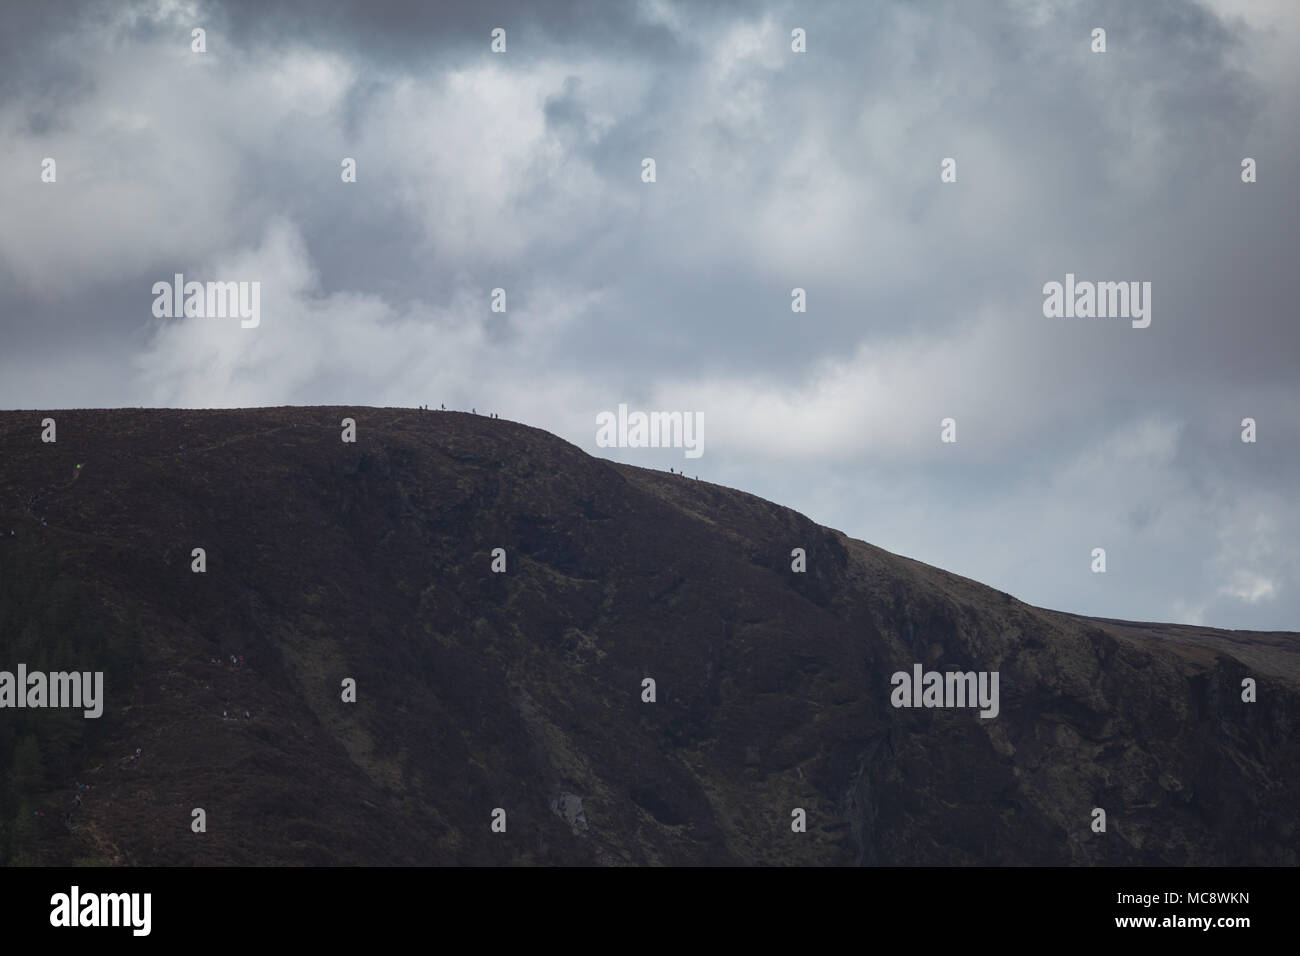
2,0,1297,630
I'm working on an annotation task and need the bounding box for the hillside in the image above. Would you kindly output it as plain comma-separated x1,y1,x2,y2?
0,406,1296,865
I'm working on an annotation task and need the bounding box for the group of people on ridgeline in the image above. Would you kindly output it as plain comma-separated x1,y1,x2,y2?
42,780,97,829
417,405,501,419
36,752,145,828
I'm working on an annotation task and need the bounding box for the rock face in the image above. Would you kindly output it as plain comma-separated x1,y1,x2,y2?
550,792,588,833
0,406,1295,865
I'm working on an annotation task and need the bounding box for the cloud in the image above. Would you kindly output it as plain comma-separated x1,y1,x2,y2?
0,0,1296,628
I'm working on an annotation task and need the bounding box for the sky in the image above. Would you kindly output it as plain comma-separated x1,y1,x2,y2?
2,0,1297,630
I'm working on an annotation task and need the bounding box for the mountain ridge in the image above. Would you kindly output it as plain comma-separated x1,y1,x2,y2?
0,406,1295,865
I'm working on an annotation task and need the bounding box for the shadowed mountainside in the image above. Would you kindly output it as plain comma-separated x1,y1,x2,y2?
0,407,1296,865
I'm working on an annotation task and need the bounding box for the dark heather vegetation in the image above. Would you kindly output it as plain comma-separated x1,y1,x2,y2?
0,407,1295,865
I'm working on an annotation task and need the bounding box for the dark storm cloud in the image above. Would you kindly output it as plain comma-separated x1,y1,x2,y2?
199,0,701,68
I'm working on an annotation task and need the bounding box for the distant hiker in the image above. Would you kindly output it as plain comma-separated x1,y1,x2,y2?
73,794,82,808
472,408,477,414
230,655,237,666
243,710,251,720
135,747,142,757
440,403,445,410
223,709,229,719
41,517,46,527
238,655,244,666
